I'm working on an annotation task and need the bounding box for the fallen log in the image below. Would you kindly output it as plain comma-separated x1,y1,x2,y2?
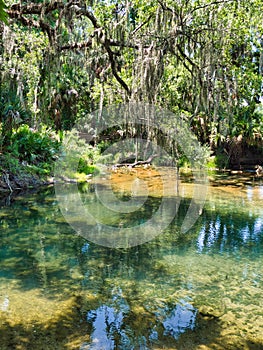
113,154,158,168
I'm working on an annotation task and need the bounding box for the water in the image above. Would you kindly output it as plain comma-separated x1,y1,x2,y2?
0,170,262,349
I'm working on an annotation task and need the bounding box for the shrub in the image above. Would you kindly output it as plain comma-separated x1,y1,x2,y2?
10,124,60,164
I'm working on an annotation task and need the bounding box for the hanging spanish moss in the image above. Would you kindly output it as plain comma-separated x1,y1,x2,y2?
0,0,261,162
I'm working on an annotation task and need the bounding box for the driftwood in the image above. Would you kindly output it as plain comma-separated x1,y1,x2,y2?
113,154,158,168
256,165,263,177
3,172,13,192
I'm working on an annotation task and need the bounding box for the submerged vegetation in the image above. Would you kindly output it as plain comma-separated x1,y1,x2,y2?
0,2,262,348
0,180,262,349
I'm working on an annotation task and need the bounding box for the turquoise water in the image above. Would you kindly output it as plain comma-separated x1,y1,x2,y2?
0,176,262,349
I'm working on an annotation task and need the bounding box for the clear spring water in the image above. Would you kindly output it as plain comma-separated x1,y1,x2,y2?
0,170,262,349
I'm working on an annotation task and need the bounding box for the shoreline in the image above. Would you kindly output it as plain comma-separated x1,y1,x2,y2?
0,166,262,200
0,171,54,195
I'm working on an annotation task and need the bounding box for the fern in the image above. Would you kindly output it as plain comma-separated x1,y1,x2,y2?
0,89,30,122
0,0,8,24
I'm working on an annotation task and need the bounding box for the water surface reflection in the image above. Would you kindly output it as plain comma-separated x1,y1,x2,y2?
0,177,262,349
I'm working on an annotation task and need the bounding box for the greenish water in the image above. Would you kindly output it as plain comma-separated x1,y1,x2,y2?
0,175,262,350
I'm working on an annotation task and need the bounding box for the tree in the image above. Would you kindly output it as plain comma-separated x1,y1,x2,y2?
0,0,262,164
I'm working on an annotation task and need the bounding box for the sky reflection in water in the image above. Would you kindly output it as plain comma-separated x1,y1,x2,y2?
0,179,262,349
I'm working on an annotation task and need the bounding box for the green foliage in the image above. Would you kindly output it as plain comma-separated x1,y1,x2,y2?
77,158,99,176
0,89,31,148
56,129,100,180
214,152,229,170
1,0,263,173
206,157,217,171
10,125,60,164
97,140,113,154
1,22,48,120
0,89,30,122
0,0,8,24
0,153,20,173
0,125,61,176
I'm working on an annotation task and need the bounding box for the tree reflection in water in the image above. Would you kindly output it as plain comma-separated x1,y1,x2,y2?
0,181,262,349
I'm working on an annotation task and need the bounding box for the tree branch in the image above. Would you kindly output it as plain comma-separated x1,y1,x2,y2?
104,38,131,96
176,43,199,70
8,1,131,95
75,7,100,28
130,15,153,36
9,1,67,15
157,0,179,16
7,11,55,42
190,0,234,14
59,39,93,51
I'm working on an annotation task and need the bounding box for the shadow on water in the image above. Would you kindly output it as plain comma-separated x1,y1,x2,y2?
0,183,262,349
0,294,262,350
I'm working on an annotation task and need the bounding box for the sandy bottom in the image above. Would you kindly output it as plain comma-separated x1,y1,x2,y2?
0,167,262,349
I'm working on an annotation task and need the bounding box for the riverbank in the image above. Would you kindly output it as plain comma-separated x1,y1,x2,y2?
0,170,53,194
0,165,262,196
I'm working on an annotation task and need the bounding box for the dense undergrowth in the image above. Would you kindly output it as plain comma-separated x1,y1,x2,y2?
0,106,262,191
0,124,100,190
1,120,262,192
